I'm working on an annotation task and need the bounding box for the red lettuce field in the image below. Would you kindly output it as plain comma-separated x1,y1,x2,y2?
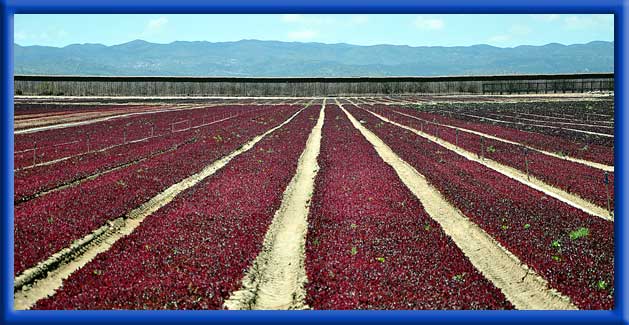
304,104,513,309
14,97,615,311
348,104,614,310
33,105,320,310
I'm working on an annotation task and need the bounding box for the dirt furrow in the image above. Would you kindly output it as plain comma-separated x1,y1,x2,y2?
15,114,241,203
489,113,614,129
515,112,613,125
15,109,161,130
392,110,614,172
15,115,236,172
340,104,577,310
362,108,613,221
14,138,194,205
454,112,613,138
224,104,325,310
13,107,308,310
14,104,216,135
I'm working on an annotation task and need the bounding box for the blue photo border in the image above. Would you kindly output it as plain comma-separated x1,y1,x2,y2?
0,1,626,324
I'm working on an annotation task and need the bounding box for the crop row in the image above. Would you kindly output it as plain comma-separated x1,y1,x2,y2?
389,105,614,166
502,101,614,121
433,100,615,122
468,109,614,135
304,104,513,310
14,105,184,156
426,101,615,127
14,105,159,125
483,113,613,135
347,105,614,309
33,105,320,309
15,108,131,124
507,112,613,128
425,107,614,148
14,105,301,276
14,105,277,203
14,104,242,164
14,106,174,132
366,106,615,211
14,104,151,117
488,111,613,129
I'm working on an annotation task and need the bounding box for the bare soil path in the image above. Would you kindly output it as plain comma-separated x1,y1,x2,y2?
225,103,325,310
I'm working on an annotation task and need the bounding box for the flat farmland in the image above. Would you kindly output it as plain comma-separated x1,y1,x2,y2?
13,95,614,310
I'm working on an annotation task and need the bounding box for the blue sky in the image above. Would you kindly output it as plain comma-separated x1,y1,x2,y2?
14,14,614,48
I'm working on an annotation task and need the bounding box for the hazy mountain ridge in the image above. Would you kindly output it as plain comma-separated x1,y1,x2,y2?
14,39,614,76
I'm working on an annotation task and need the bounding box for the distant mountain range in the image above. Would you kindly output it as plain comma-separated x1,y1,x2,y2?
13,39,614,77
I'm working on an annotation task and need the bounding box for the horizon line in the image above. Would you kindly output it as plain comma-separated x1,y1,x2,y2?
13,38,615,50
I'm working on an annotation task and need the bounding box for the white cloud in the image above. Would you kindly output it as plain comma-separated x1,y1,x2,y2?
147,16,168,31
281,14,303,23
413,16,444,30
14,31,28,41
564,15,585,29
488,34,511,43
140,16,169,38
533,14,560,22
487,24,532,45
510,24,532,35
14,28,68,43
287,30,319,41
593,14,614,23
280,14,335,26
350,15,369,25
563,14,613,30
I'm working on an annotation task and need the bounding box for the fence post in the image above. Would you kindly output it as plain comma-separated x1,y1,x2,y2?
32,144,37,166
123,128,127,144
151,125,155,137
604,171,611,216
524,147,530,181
87,137,91,153
480,136,484,160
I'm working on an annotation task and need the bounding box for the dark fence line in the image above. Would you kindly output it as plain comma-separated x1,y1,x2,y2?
14,73,614,97
482,79,614,94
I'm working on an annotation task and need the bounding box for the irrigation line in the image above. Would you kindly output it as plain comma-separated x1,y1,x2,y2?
391,110,614,172
15,115,238,172
360,106,613,221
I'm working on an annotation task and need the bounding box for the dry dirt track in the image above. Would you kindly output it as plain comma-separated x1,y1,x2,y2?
225,103,325,310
